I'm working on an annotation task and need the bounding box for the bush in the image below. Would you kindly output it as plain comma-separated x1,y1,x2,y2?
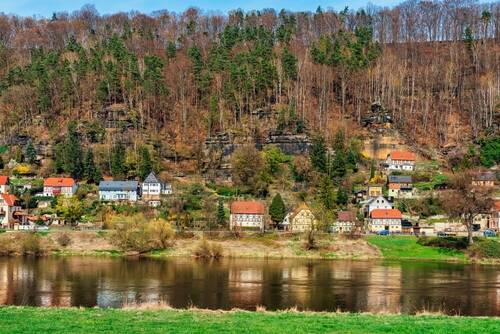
109,214,175,253
20,233,42,255
303,230,317,251
193,239,223,258
0,236,16,256
56,233,71,247
417,236,468,250
468,239,500,259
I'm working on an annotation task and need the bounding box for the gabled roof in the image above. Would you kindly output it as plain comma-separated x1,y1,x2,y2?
230,201,265,215
366,196,392,205
0,176,8,185
44,177,75,187
338,211,356,222
99,181,138,191
388,175,412,184
371,209,402,219
289,203,313,221
143,172,161,184
388,151,416,161
1,193,17,206
473,171,496,181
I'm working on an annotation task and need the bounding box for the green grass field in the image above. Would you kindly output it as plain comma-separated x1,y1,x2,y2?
366,236,467,261
0,307,498,334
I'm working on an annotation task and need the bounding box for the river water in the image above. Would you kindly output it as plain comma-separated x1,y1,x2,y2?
0,257,498,316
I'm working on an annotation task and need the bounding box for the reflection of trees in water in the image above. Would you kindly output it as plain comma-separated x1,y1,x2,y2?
0,258,498,315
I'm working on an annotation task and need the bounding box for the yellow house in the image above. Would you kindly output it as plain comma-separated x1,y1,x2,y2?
289,204,317,232
367,184,384,198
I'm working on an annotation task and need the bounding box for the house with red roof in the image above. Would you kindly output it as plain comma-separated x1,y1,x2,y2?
230,201,265,231
0,193,20,228
332,211,358,234
385,151,416,171
0,176,9,194
368,208,402,233
43,177,77,197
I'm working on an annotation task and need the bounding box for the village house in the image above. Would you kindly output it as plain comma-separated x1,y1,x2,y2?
367,184,384,198
99,181,139,202
368,208,402,233
43,177,77,197
0,194,21,229
384,151,416,171
0,176,9,194
387,175,414,198
363,195,393,217
332,211,358,234
229,201,265,231
141,172,172,207
493,201,500,231
285,204,317,232
471,171,496,188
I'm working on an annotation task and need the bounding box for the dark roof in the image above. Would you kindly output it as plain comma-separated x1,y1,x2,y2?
388,175,412,183
338,211,356,222
99,181,138,191
143,172,160,184
473,172,496,181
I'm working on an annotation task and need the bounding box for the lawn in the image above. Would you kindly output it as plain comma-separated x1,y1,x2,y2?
366,236,467,261
0,307,498,334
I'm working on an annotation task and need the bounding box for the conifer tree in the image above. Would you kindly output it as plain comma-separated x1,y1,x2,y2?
336,187,348,206
25,141,36,164
310,135,327,173
64,122,84,179
84,149,102,184
269,193,286,226
138,146,153,180
217,198,225,226
111,141,126,178
318,176,335,210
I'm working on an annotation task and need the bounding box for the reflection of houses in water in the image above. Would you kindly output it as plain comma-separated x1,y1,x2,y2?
228,268,263,307
365,266,402,313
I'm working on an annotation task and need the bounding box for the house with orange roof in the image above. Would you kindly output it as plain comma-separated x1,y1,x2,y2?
385,151,416,171
0,193,21,228
230,201,265,231
0,176,9,194
283,203,317,232
368,208,402,233
43,177,77,197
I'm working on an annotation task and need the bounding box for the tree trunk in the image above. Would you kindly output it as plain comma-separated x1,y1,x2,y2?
466,221,474,245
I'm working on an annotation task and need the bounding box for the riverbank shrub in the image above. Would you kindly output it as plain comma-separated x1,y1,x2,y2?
193,239,223,258
56,233,71,247
109,214,175,253
20,233,42,255
468,239,500,259
417,237,468,250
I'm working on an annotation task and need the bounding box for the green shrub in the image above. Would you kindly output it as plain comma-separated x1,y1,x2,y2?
468,239,500,259
417,236,468,250
193,239,223,258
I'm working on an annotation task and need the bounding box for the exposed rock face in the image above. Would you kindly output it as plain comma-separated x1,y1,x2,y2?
265,134,311,155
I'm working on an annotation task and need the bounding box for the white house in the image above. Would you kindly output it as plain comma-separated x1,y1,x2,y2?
230,201,265,231
368,209,402,233
385,151,416,171
43,178,77,197
287,204,317,232
141,172,172,206
363,196,393,216
332,211,358,234
99,181,139,202
0,176,9,194
0,194,20,228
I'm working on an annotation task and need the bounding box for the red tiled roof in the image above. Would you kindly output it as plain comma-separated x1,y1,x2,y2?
230,201,265,215
494,201,500,211
388,183,401,190
389,151,416,161
0,176,8,185
1,193,17,206
44,177,75,187
338,211,356,222
371,209,402,219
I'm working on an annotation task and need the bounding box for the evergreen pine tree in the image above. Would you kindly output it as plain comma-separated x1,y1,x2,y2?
332,129,345,152
138,146,153,180
64,122,84,179
25,141,37,164
84,149,102,183
216,198,225,226
319,176,335,210
309,135,327,173
269,193,286,226
111,141,126,178
336,187,348,206
0,156,4,170
330,149,347,180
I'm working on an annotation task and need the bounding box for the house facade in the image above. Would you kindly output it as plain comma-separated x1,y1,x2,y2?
385,151,416,171
364,196,393,216
288,204,316,232
368,209,402,233
367,184,383,198
99,181,139,202
0,176,9,194
471,172,496,188
0,194,20,228
332,211,357,234
230,201,265,231
43,178,77,197
141,172,173,206
387,175,414,198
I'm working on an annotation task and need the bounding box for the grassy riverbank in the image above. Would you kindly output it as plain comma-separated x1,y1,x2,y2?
0,307,498,334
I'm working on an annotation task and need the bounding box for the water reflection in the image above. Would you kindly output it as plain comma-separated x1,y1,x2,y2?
0,257,498,316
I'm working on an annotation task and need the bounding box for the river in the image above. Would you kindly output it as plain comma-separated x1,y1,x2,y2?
0,257,498,316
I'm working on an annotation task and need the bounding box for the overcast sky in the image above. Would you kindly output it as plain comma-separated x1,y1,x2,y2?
0,0,403,17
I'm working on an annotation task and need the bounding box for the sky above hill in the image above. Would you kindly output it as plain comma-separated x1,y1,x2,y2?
1,0,402,17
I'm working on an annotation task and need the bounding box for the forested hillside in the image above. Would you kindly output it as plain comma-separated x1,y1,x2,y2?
0,0,498,177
